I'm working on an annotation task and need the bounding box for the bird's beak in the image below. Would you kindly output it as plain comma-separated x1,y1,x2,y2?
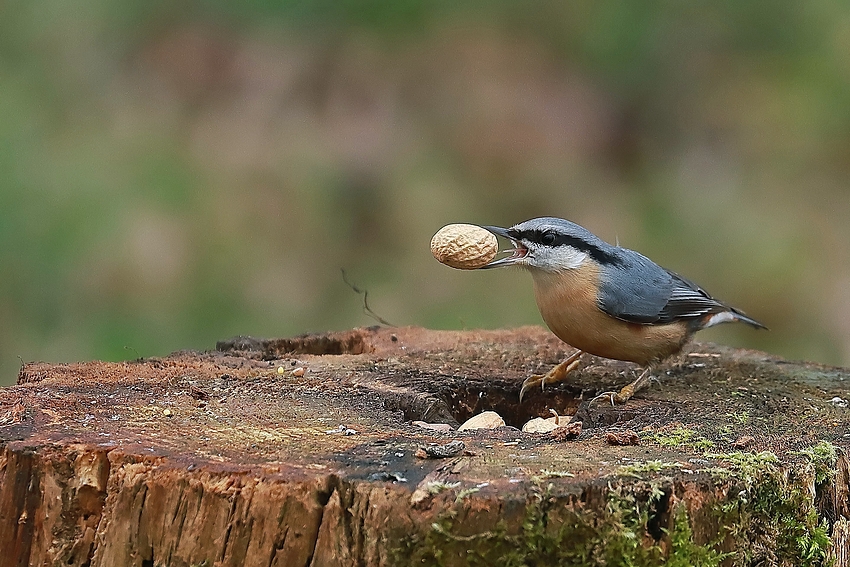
480,225,528,269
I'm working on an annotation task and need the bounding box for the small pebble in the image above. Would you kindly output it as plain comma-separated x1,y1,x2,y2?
458,411,505,431
325,424,357,435
606,430,640,446
551,421,582,441
412,420,454,432
163,409,173,417
368,471,408,483
522,415,568,434
415,440,465,459
292,367,306,377
731,435,755,449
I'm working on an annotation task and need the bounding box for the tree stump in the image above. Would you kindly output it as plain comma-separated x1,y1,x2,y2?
1,326,849,566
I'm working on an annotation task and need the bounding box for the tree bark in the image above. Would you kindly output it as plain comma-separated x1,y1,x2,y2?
1,326,848,566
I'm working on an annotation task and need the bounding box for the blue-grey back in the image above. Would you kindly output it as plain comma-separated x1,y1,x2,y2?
597,247,728,325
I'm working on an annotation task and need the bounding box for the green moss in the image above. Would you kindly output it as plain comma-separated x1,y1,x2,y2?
425,480,461,495
391,443,841,566
705,445,835,567
454,487,480,503
651,426,715,450
795,440,838,485
536,469,575,479
717,424,734,438
702,450,779,485
730,411,751,425
617,460,681,477
666,507,732,567
393,482,725,567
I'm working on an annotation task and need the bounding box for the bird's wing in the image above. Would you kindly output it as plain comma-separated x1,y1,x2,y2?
597,250,723,325
656,272,728,323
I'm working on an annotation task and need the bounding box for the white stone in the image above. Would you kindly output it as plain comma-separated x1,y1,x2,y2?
521,415,570,434
458,411,505,431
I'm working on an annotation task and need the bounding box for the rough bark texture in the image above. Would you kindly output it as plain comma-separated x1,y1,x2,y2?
1,326,849,566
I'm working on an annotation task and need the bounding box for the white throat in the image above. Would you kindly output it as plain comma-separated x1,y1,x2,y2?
526,245,589,273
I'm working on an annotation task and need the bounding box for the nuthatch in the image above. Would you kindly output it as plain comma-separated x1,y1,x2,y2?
481,217,767,404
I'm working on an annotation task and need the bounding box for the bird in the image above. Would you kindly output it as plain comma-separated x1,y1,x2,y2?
480,217,767,404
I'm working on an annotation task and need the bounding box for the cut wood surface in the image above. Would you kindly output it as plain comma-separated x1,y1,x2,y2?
1,326,849,566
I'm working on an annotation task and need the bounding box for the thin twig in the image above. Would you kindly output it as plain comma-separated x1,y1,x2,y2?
124,345,142,360
341,269,395,327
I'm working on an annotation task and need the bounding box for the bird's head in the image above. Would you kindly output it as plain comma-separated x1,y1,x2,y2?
481,217,617,273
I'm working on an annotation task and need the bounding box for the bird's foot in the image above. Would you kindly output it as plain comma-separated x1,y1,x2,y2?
519,350,584,402
588,367,653,407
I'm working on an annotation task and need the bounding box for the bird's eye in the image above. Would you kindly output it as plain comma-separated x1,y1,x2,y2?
541,232,556,245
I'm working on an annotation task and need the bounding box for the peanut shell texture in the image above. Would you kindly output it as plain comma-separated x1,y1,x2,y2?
430,224,498,270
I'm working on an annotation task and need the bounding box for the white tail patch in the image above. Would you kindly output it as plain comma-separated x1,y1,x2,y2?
703,311,737,328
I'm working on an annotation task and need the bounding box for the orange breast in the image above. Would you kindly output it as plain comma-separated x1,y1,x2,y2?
531,262,690,366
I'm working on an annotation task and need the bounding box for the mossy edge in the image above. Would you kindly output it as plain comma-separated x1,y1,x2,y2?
389,441,842,567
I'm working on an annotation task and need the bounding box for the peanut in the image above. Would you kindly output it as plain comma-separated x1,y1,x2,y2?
430,224,498,270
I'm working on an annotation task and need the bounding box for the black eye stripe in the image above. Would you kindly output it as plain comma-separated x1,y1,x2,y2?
514,229,560,246
514,229,623,266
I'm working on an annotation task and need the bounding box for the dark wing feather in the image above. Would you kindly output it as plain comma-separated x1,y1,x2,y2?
597,250,725,325
657,272,726,322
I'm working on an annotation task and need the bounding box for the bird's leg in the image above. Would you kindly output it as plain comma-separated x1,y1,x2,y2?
589,366,653,407
519,350,584,402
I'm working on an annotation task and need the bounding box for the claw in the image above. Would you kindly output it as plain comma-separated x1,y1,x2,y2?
519,383,529,403
588,391,619,407
519,374,544,402
518,351,584,402
588,367,654,407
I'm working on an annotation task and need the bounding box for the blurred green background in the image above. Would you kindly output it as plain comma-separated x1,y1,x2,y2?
2,1,849,386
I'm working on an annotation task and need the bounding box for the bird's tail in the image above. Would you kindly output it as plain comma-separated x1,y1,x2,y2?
704,307,768,330
731,307,768,330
